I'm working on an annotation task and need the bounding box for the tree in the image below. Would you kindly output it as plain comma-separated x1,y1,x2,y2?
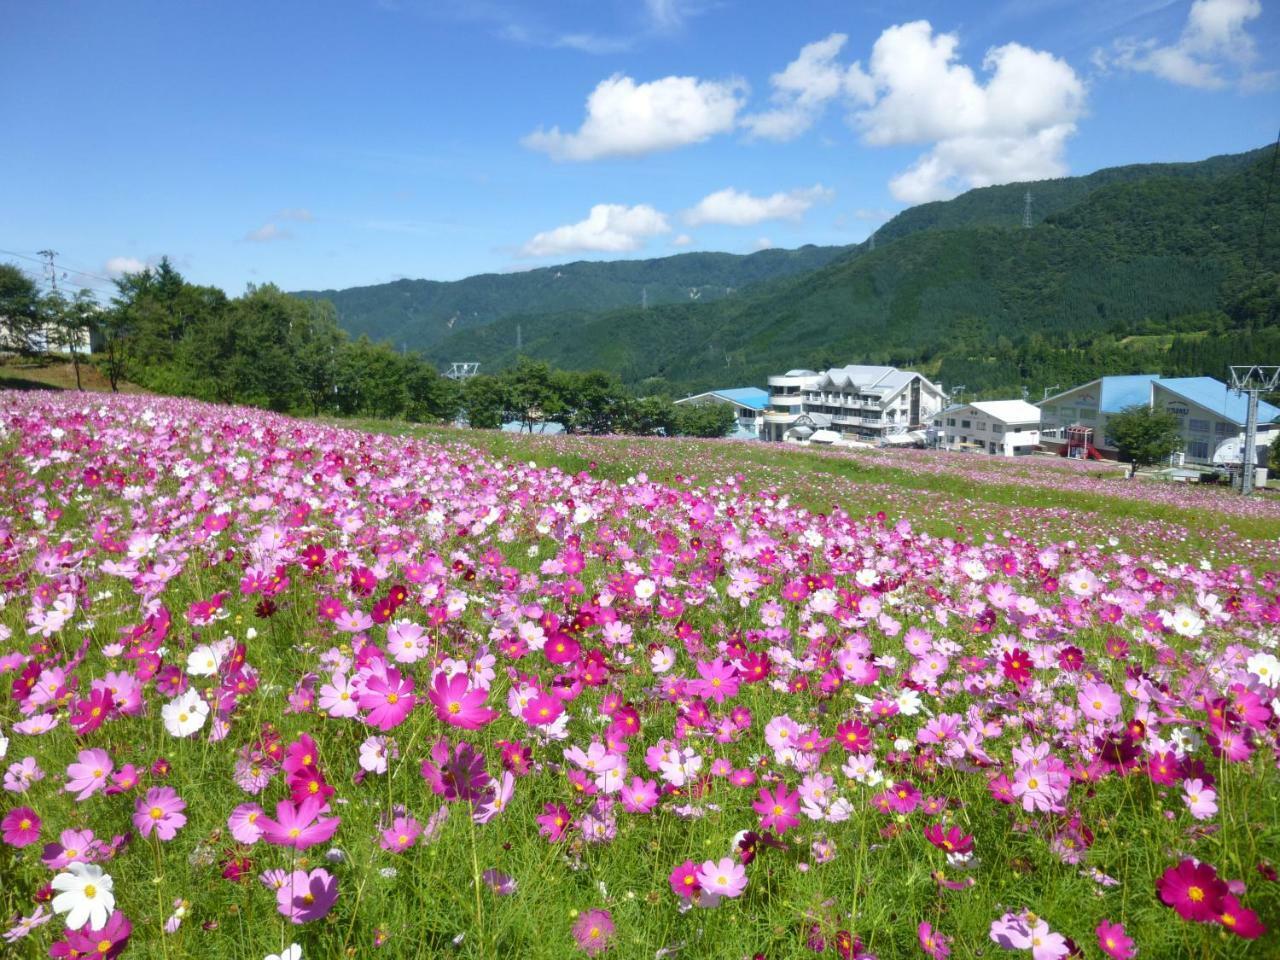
615,395,677,436
672,401,737,438
502,357,563,432
557,369,625,434
1270,432,1280,473
0,263,42,356
1106,404,1183,466
45,289,99,390
461,375,505,429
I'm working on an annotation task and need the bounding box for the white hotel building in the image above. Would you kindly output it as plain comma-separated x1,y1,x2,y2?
761,364,948,444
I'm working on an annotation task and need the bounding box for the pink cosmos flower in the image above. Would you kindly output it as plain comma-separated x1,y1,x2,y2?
358,668,415,730
694,658,739,704
536,802,572,841
619,776,659,814
696,856,748,899
258,796,341,849
1095,919,1135,959
572,909,614,956
523,692,565,727
276,868,338,924
1216,894,1266,939
65,749,113,802
1078,681,1121,723
379,815,421,852
1,806,40,847
923,823,974,856
132,787,187,841
753,783,800,835
428,671,498,729
228,802,265,844
918,921,951,958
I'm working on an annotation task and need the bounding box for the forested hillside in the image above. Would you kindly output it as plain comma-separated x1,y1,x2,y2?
423,145,1279,397
292,244,853,352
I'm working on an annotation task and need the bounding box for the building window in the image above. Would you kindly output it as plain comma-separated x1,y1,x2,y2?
961,419,971,428
1215,422,1231,436
992,424,1003,434
976,422,986,431
1187,440,1209,460
946,417,956,426
1189,419,1209,434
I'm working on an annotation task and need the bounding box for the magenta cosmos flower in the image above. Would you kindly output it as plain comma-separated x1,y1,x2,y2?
1156,858,1227,922
359,668,415,731
65,909,132,959
918,921,951,959
2,806,41,847
132,787,187,841
1095,919,1135,960
571,909,614,956
64,749,113,802
753,783,800,835
276,868,338,924
258,796,341,849
427,671,497,729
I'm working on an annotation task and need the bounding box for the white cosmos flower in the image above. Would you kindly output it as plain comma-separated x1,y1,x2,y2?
51,862,114,931
633,579,656,601
266,946,302,960
1247,652,1280,688
162,688,209,738
186,643,222,677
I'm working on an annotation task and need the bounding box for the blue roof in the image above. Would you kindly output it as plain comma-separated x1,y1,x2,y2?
707,387,770,410
1157,377,1280,425
1097,375,1160,413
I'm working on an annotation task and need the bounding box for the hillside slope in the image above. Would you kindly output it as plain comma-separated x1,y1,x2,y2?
426,145,1278,395
292,244,854,351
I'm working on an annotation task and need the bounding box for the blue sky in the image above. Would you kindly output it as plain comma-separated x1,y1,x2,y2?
2,0,1276,297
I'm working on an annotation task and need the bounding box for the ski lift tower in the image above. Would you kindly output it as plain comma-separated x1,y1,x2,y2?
445,362,480,382
1229,365,1280,495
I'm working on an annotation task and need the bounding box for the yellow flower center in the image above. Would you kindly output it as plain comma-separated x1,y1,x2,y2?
84,884,97,899
150,806,164,819
1188,886,1204,902
386,693,399,705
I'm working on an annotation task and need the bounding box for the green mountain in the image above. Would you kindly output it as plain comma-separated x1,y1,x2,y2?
292,244,854,352
423,145,1279,396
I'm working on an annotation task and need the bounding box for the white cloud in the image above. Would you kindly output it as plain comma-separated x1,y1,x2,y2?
520,203,671,257
671,233,694,246
1104,0,1273,91
245,222,290,242
277,208,314,222
523,73,746,161
103,256,149,276
748,22,1086,203
753,237,774,250
742,33,874,140
684,184,834,227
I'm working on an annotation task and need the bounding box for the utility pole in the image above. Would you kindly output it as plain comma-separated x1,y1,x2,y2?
37,249,60,295
1229,365,1280,495
1042,384,1060,401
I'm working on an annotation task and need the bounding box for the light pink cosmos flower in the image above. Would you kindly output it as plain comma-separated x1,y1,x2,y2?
427,671,497,729
132,787,187,841
1182,778,1218,820
696,856,747,899
1078,681,1121,723
65,749,113,802
317,672,359,718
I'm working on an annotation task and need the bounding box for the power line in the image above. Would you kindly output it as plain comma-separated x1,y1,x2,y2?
0,247,118,285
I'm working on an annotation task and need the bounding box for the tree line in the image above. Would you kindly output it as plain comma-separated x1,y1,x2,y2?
0,259,737,438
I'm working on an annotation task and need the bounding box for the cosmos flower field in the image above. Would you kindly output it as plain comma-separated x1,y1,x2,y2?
1,392,1278,959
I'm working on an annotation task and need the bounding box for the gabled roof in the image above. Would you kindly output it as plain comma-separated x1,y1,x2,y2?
1040,375,1160,413
969,399,1042,424
1156,377,1280,425
1098,375,1161,412
676,387,770,410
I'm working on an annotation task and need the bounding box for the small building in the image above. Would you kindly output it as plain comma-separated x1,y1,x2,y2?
674,387,770,437
1039,375,1279,466
761,364,947,444
934,399,1041,456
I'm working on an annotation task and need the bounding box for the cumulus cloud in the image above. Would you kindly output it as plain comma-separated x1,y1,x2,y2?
742,34,874,140
103,256,149,276
523,73,746,161
671,233,694,246
683,184,834,227
520,203,671,257
747,22,1085,203
1103,0,1273,91
244,222,290,242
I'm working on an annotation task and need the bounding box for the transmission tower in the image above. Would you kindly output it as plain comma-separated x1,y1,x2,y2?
1228,365,1280,495
445,362,479,381
1022,190,1032,229
641,287,648,310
